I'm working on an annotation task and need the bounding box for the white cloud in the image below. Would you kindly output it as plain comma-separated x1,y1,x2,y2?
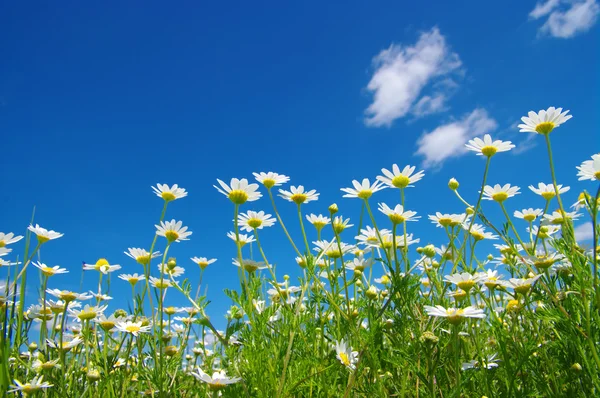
415,109,497,168
364,27,462,127
574,222,594,241
530,0,599,38
511,133,538,155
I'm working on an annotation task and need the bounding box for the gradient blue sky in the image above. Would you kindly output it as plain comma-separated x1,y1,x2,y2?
1,1,598,328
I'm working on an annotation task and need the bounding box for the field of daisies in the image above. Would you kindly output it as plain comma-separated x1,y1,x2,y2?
1,106,599,397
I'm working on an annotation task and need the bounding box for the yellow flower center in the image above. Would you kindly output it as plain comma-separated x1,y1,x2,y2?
164,306,177,315
125,325,141,333
197,261,209,270
595,172,600,181
228,190,249,205
437,217,453,227
41,267,56,276
325,249,342,259
247,218,263,229
136,254,151,265
535,122,555,135
165,230,179,242
457,280,475,291
339,352,350,366
507,299,522,312
523,214,537,222
100,321,116,330
37,235,50,244
484,278,499,290
481,146,498,157
452,290,468,300
0,241,5,247
59,291,77,302
514,284,531,295
391,175,410,189
262,178,276,189
154,280,170,289
541,191,555,200
22,385,42,394
333,223,346,234
389,214,406,225
78,310,97,321
243,263,259,273
357,190,372,199
95,258,109,270
471,231,485,241
312,221,327,230
446,309,465,325
208,382,226,391
533,257,554,270
290,193,308,204
492,192,508,202
161,192,176,202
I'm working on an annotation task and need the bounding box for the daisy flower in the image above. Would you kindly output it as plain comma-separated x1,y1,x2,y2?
252,172,290,189
278,185,319,204
46,289,92,302
334,339,359,371
345,256,373,273
513,208,543,222
576,153,600,181
149,276,173,289
355,226,391,246
305,214,331,230
32,262,68,277
478,269,505,290
377,164,425,189
378,203,419,224
190,368,241,390
118,273,146,285
465,134,515,157
68,304,108,322
313,240,355,259
529,182,569,200
158,263,185,277
527,225,561,240
237,210,276,232
156,220,192,243
0,232,23,247
503,275,542,295
94,314,120,331
444,272,483,292
465,224,498,241
524,252,563,271
332,216,354,233
124,248,161,265
27,224,63,244
9,375,53,394
152,183,187,202
0,259,20,267
252,299,266,314
232,258,268,273
226,231,256,246
0,247,11,257
518,106,572,135
340,178,386,199
83,258,121,274
424,305,486,324
542,210,581,225
191,257,217,270
428,213,468,228
214,178,262,205
115,320,152,336
46,336,83,352
482,184,520,202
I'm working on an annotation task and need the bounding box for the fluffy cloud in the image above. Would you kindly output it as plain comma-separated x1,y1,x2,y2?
415,109,497,168
529,0,599,38
574,222,594,242
364,27,462,127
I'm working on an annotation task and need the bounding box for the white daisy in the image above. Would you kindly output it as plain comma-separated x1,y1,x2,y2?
232,258,268,273
377,164,425,189
155,219,192,242
378,203,419,224
503,275,542,294
237,210,276,232
152,183,187,202
191,257,217,270
465,134,515,157
9,375,53,394
527,225,561,240
305,214,331,230
332,216,354,233
355,226,391,246
576,153,600,181
465,224,498,241
513,208,543,222
46,335,83,352
214,178,262,205
278,185,319,204
424,305,486,324
90,291,113,301
32,262,68,277
252,172,290,188
334,339,359,371
68,304,107,322
542,210,581,225
313,240,355,258
27,224,63,243
115,320,151,336
0,259,20,267
518,107,572,135
340,178,386,199
83,259,121,274
148,276,173,289
0,247,11,257
0,232,23,247
428,213,468,228
478,269,505,290
529,182,569,200
190,368,241,390
444,272,483,292
226,231,256,246
46,289,92,302
158,263,185,277
124,248,161,265
482,184,520,202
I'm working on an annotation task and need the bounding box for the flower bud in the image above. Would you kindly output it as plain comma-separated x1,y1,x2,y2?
448,178,459,190
328,203,338,215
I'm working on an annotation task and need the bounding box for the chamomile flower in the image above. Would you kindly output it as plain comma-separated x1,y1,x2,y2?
158,263,185,277
68,304,107,322
46,289,92,302
115,320,151,336
32,262,68,277
156,220,192,243
0,232,23,247
542,210,581,224
529,182,570,200
252,172,290,189
94,314,120,331
514,208,543,222
278,185,319,204
152,184,187,202
334,339,359,371
0,247,11,257
345,256,374,273
465,224,498,241
89,292,113,301
332,216,354,233
191,257,217,270
237,210,276,232
576,153,600,181
190,368,241,390
377,164,425,189
428,213,468,228
305,214,331,230
148,276,173,289
0,259,19,267
528,225,561,239
27,224,63,244
482,184,520,202
313,240,355,259
9,375,53,394
232,258,268,273
503,275,542,295
124,248,161,265
518,106,572,135
424,305,486,324
465,134,515,157
478,269,505,290
83,258,122,274
525,252,563,271
46,335,83,352
355,226,390,246
118,273,145,285
214,178,262,205
340,178,386,199
226,232,256,246
444,272,483,292
252,299,266,314
378,203,419,224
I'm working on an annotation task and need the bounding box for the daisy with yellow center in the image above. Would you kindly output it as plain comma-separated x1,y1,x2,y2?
148,276,172,289
9,376,53,395
152,183,187,202
46,289,92,302
518,107,572,135
0,232,23,248
332,216,354,233
226,231,256,246
232,258,268,273
378,203,419,225
466,224,498,241
155,219,192,243
27,224,63,244
542,210,580,225
428,212,467,228
278,185,319,204
424,305,485,325
83,258,122,274
118,273,146,286
191,257,217,270
576,153,600,182
252,172,290,189
237,210,276,232
68,304,107,321
482,184,520,202
214,178,262,205
529,182,570,200
115,320,151,336
32,262,68,277
465,134,515,157
445,272,482,292
190,368,241,390
377,164,425,189
334,339,359,371
124,248,160,265
340,178,387,199
305,214,331,231
514,208,543,222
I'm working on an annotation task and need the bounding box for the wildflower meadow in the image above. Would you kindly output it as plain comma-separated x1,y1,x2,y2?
1,106,599,397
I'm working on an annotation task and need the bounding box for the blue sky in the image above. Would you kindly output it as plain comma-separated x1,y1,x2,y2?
1,1,598,328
